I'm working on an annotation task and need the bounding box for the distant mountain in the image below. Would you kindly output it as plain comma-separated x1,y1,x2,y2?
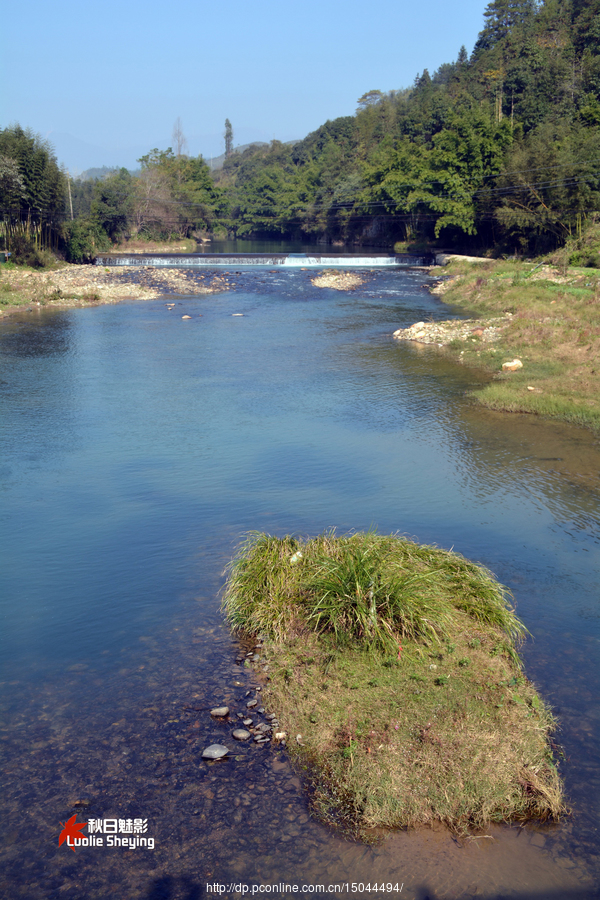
49,131,149,175
77,166,141,181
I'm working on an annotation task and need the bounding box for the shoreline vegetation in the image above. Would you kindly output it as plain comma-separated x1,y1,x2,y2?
395,257,600,434
222,531,566,840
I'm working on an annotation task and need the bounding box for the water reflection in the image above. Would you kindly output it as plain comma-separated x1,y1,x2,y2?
0,269,599,897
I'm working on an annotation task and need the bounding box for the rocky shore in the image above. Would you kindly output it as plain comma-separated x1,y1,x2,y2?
0,264,233,316
393,314,513,347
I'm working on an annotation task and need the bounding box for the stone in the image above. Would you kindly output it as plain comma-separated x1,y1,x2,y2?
243,718,253,726
202,744,229,760
232,729,252,741
182,315,192,319
210,706,229,717
246,699,258,709
502,358,523,371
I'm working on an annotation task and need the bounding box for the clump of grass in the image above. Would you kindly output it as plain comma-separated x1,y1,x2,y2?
223,531,525,654
223,530,565,837
222,532,303,640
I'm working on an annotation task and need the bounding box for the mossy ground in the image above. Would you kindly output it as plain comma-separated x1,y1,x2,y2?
434,258,600,432
223,531,566,839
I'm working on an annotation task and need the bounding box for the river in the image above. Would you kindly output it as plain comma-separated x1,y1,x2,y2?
0,265,599,899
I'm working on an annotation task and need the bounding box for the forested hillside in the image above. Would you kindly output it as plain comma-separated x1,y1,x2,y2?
215,0,600,254
2,0,600,261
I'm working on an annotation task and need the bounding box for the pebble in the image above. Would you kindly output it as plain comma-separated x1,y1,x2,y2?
247,699,258,709
232,729,252,741
202,744,229,759
243,718,253,726
210,706,229,717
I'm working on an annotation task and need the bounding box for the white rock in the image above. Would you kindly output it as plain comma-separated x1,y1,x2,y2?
210,706,229,717
502,359,523,371
202,744,229,759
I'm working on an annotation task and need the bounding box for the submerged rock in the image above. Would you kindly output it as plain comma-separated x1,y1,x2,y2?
232,729,252,741
210,706,229,717
202,744,229,759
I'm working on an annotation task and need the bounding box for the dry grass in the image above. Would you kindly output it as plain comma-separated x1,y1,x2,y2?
223,531,566,838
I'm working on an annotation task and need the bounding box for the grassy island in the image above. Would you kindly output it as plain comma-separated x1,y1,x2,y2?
223,531,566,838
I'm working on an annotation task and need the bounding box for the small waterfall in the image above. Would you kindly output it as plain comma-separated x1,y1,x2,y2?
95,253,434,268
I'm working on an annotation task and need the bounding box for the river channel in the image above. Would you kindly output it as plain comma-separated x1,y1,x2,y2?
0,265,599,899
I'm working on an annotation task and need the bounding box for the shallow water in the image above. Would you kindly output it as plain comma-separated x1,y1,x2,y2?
0,268,599,899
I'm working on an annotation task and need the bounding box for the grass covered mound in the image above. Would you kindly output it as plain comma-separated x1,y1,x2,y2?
432,258,600,433
222,531,566,837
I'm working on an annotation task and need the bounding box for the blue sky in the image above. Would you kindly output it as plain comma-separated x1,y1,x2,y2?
1,0,489,173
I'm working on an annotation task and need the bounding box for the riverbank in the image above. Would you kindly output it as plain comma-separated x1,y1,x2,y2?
223,531,566,840
404,258,600,433
0,263,232,317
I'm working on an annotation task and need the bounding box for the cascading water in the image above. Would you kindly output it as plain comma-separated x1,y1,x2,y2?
95,252,434,268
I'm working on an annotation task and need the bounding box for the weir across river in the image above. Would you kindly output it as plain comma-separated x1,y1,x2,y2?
95,252,435,268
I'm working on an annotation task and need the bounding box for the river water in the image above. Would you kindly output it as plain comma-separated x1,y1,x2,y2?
0,267,599,899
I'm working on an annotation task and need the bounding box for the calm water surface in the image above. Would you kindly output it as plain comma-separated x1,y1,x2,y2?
1,268,599,899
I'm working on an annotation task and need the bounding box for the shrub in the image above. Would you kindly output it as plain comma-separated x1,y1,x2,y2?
63,219,110,263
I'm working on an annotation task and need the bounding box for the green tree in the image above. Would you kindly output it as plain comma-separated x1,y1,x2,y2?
224,119,234,158
91,168,134,241
0,124,66,258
